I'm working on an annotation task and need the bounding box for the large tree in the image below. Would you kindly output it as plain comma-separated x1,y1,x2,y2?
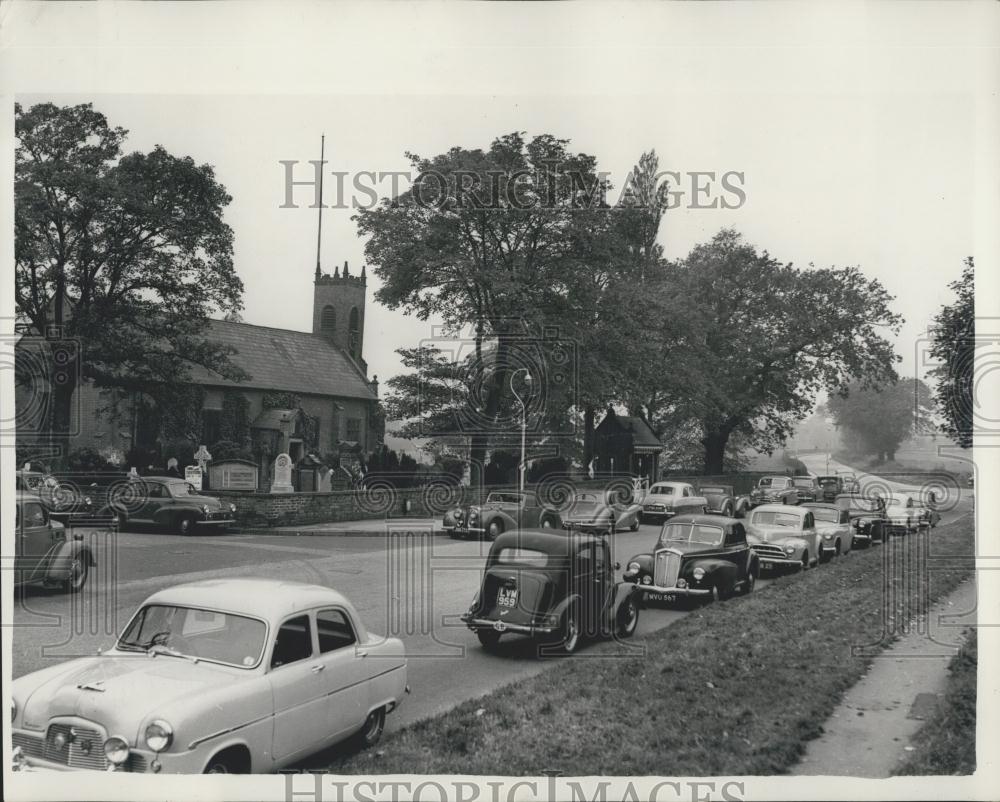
665,229,903,473
356,133,608,485
15,102,245,460
827,378,934,462
929,258,974,448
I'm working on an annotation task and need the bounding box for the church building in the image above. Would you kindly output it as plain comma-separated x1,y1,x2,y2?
57,261,382,490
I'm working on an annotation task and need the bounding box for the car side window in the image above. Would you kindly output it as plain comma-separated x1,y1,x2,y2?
575,545,593,577
804,513,814,529
146,484,163,499
24,502,47,527
594,543,608,576
316,608,357,653
270,614,313,669
682,487,691,497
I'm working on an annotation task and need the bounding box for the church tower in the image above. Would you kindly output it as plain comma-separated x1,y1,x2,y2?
313,260,367,369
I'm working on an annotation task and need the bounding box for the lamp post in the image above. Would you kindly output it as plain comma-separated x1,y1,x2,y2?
510,369,532,498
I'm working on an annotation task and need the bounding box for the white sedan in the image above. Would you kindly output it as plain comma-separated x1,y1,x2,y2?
11,578,408,774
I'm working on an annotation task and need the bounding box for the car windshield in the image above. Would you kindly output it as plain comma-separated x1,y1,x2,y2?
494,547,549,567
751,511,801,528
886,497,907,508
486,493,523,504
819,478,839,486
700,486,728,494
811,508,840,523
167,481,199,498
117,604,267,668
792,478,814,488
837,496,878,513
758,477,786,488
649,485,675,495
572,493,600,504
658,522,724,547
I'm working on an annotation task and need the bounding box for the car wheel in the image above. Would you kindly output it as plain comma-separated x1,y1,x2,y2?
630,517,639,532
177,514,196,536
801,552,810,570
476,629,501,649
559,605,581,654
723,503,734,517
486,520,503,541
356,707,386,749
62,556,89,593
616,595,639,638
706,583,722,603
740,568,756,595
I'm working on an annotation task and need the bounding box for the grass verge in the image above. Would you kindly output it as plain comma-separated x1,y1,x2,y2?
894,629,977,775
331,515,975,776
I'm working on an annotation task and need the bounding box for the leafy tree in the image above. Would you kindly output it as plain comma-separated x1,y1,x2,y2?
929,259,974,448
14,102,245,462
356,133,607,485
664,229,903,473
827,378,934,463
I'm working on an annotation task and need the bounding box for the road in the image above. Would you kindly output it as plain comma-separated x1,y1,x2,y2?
12,457,972,768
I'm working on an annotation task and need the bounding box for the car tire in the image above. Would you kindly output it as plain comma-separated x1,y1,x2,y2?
477,629,501,649
486,519,503,541
177,514,196,536
356,707,386,749
630,518,639,532
559,605,581,654
801,552,810,571
706,583,722,603
740,568,756,595
616,595,639,638
723,503,734,517
62,556,89,594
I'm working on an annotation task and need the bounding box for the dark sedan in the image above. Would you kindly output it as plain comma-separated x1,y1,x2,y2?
103,476,236,534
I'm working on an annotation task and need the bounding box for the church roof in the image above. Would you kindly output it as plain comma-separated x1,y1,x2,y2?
597,411,663,450
186,319,376,401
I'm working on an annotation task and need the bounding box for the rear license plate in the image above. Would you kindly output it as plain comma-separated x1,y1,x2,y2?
761,560,772,568
644,592,676,604
497,587,518,608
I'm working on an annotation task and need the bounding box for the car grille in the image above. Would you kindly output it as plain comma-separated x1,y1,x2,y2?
751,543,787,560
44,723,108,770
13,732,44,760
654,551,681,588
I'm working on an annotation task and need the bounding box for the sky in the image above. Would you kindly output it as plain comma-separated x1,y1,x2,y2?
6,1,998,437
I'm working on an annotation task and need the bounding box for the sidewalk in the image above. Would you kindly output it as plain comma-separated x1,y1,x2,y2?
789,577,977,777
268,516,440,537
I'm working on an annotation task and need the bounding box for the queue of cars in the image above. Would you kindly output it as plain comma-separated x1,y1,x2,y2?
10,468,946,775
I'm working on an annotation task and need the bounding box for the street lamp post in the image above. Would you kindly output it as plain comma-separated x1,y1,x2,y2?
510,369,532,498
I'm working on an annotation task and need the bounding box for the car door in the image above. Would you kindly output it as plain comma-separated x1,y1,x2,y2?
571,543,598,635
801,512,819,559
314,607,371,740
267,613,330,763
16,500,53,578
591,541,613,629
133,481,166,523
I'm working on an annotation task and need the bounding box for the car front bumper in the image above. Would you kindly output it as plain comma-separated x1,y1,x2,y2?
638,583,711,599
752,554,801,567
199,517,235,527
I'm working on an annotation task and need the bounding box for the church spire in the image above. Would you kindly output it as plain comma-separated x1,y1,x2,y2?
315,134,325,277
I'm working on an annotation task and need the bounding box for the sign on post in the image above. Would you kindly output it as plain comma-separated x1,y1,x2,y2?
185,465,204,491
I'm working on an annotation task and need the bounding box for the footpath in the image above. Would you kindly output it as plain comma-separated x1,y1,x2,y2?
789,577,977,777
268,516,439,537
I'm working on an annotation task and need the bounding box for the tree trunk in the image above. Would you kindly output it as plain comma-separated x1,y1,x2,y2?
702,430,729,475
583,404,595,471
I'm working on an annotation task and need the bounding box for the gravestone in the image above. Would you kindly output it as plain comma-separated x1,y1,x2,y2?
271,453,294,494
317,466,333,492
185,465,204,491
209,459,259,491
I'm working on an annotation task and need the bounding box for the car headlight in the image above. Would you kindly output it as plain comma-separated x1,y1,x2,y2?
84,496,92,505
626,561,641,574
103,736,130,765
641,575,653,585
229,503,236,513
692,566,705,581
784,545,795,555
823,534,833,540
202,505,210,515
144,720,173,752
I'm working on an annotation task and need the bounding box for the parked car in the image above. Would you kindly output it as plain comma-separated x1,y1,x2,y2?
816,475,844,502
833,493,887,547
622,514,758,604
17,470,127,525
460,530,640,654
560,490,640,535
801,503,852,560
639,482,708,525
749,476,800,507
882,493,933,534
698,484,750,518
791,476,820,503
443,491,560,540
837,471,861,493
102,477,236,535
10,578,407,774
14,492,95,593
745,504,821,572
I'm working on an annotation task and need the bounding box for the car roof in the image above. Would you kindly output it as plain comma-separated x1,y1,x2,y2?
491,528,604,553
750,503,806,514
802,502,841,511
650,481,689,490
666,513,738,528
141,578,362,629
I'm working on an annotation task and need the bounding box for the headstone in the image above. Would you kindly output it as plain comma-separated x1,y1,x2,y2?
128,467,140,480
208,459,258,491
271,453,294,494
317,467,332,492
185,465,204,491
193,445,213,472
